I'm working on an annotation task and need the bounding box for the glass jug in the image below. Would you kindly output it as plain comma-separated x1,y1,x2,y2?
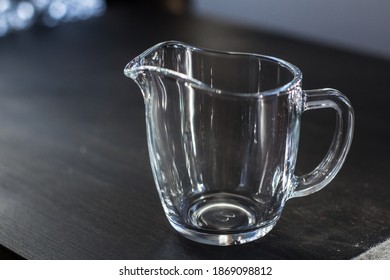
124,41,354,246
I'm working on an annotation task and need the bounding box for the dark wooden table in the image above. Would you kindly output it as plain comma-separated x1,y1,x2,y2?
0,2,389,259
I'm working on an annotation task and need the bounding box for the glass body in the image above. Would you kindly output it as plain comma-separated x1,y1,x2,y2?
124,41,354,246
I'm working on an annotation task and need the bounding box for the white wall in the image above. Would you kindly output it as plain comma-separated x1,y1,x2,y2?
192,0,390,59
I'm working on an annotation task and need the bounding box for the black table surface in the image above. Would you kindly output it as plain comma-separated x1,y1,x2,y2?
0,3,389,260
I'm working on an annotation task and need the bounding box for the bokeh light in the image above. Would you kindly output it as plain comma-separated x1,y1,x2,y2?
0,0,106,36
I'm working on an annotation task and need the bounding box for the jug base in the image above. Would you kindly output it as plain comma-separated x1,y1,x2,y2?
187,194,258,231
168,193,280,246
170,218,277,246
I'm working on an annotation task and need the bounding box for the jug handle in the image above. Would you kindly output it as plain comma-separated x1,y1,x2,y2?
291,88,354,198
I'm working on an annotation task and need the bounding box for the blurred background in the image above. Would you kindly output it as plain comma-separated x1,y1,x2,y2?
1,0,389,59
191,0,390,59
0,0,106,35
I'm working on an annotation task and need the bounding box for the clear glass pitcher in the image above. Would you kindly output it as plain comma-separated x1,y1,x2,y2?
124,41,354,246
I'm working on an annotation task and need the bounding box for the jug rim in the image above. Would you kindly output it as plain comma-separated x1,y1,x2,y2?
125,41,302,98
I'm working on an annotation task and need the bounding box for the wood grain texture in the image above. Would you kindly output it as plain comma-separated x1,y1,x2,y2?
0,3,389,259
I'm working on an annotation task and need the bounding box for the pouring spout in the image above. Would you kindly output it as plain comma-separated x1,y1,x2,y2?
124,41,210,97
124,41,197,99
124,56,142,80
124,41,170,82
124,55,153,100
